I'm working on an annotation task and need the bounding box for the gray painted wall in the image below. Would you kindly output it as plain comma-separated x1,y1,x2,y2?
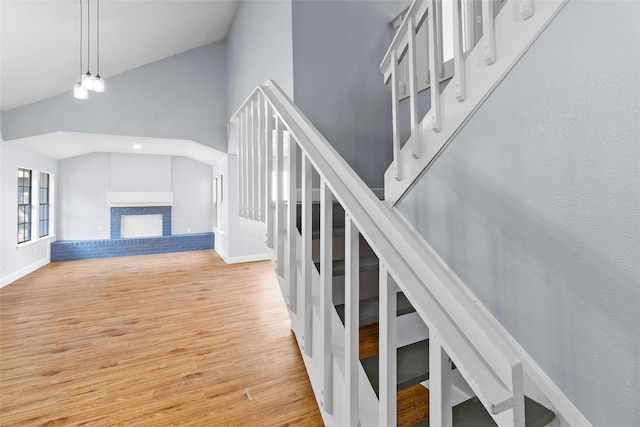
1,118,59,286
110,153,171,192
226,0,294,154
57,152,212,240
291,0,407,188
397,2,640,426
58,153,112,240
171,156,213,235
3,42,228,152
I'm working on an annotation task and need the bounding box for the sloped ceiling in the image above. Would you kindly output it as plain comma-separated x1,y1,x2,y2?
1,0,238,161
1,0,239,111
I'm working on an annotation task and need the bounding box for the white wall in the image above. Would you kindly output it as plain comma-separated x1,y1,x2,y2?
171,156,212,235
57,153,111,240
58,152,212,240
1,117,59,287
398,2,640,425
110,153,171,192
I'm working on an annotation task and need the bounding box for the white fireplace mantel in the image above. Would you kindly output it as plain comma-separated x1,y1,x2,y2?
107,192,173,207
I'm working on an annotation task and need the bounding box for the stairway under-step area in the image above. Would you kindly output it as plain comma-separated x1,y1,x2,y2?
297,198,556,426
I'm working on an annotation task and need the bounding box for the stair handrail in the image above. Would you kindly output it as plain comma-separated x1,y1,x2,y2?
231,79,525,424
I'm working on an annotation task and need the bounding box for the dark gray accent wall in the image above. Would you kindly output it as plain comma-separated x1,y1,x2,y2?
292,0,408,187
3,42,228,152
398,2,640,426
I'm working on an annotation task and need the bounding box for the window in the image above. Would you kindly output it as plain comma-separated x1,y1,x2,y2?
39,172,50,238
17,168,32,244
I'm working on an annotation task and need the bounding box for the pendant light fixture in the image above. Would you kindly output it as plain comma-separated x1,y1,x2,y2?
73,0,88,99
93,0,105,92
73,0,105,99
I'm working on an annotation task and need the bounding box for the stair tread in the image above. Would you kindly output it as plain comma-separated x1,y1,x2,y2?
315,255,378,276
335,292,416,325
361,339,430,394
411,396,555,427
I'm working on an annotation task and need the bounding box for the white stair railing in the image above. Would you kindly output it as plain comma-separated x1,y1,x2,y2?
381,0,568,204
231,80,526,426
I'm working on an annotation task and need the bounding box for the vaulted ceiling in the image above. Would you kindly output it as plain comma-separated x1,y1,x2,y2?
1,0,239,111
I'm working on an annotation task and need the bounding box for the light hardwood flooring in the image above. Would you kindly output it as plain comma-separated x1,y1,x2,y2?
0,251,322,426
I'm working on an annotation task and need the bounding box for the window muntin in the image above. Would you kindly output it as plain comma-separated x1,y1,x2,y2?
18,168,32,244
39,172,50,238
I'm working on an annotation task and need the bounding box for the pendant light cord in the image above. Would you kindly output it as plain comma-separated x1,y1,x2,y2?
79,0,83,77
97,0,100,75
86,0,90,73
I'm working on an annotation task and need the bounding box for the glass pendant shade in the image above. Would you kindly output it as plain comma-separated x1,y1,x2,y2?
82,72,94,91
93,75,105,93
74,82,88,99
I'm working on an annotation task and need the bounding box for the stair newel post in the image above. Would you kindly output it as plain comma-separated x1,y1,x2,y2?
429,330,453,427
274,117,285,277
379,264,397,427
453,0,467,102
391,49,402,181
301,154,313,356
428,0,442,133
320,180,333,414
237,111,245,217
481,0,496,65
264,101,274,248
344,214,360,426
286,131,297,313
407,14,420,160
248,100,256,220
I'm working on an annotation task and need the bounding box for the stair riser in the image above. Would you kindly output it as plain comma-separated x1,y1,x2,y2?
311,235,376,262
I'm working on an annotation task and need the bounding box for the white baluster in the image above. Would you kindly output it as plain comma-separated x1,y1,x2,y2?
264,101,274,248
428,0,442,132
243,106,251,217
320,180,333,414
274,117,284,277
453,0,467,102
248,102,255,220
237,111,245,217
429,330,453,427
435,0,445,79
256,95,264,222
379,264,397,427
391,49,402,181
407,15,420,159
345,214,360,426
301,154,313,356
286,131,297,313
482,0,496,65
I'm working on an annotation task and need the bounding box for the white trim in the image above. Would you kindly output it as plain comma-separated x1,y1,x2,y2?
214,248,270,265
1,257,50,288
107,192,173,207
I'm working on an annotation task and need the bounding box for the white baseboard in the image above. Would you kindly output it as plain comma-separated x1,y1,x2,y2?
215,248,270,265
0,257,50,288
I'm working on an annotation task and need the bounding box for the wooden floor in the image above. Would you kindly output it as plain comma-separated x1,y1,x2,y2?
0,251,323,426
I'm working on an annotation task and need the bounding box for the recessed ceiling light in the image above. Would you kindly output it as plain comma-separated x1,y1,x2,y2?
133,144,142,150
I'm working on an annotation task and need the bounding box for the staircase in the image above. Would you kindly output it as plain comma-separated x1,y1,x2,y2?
230,1,591,425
